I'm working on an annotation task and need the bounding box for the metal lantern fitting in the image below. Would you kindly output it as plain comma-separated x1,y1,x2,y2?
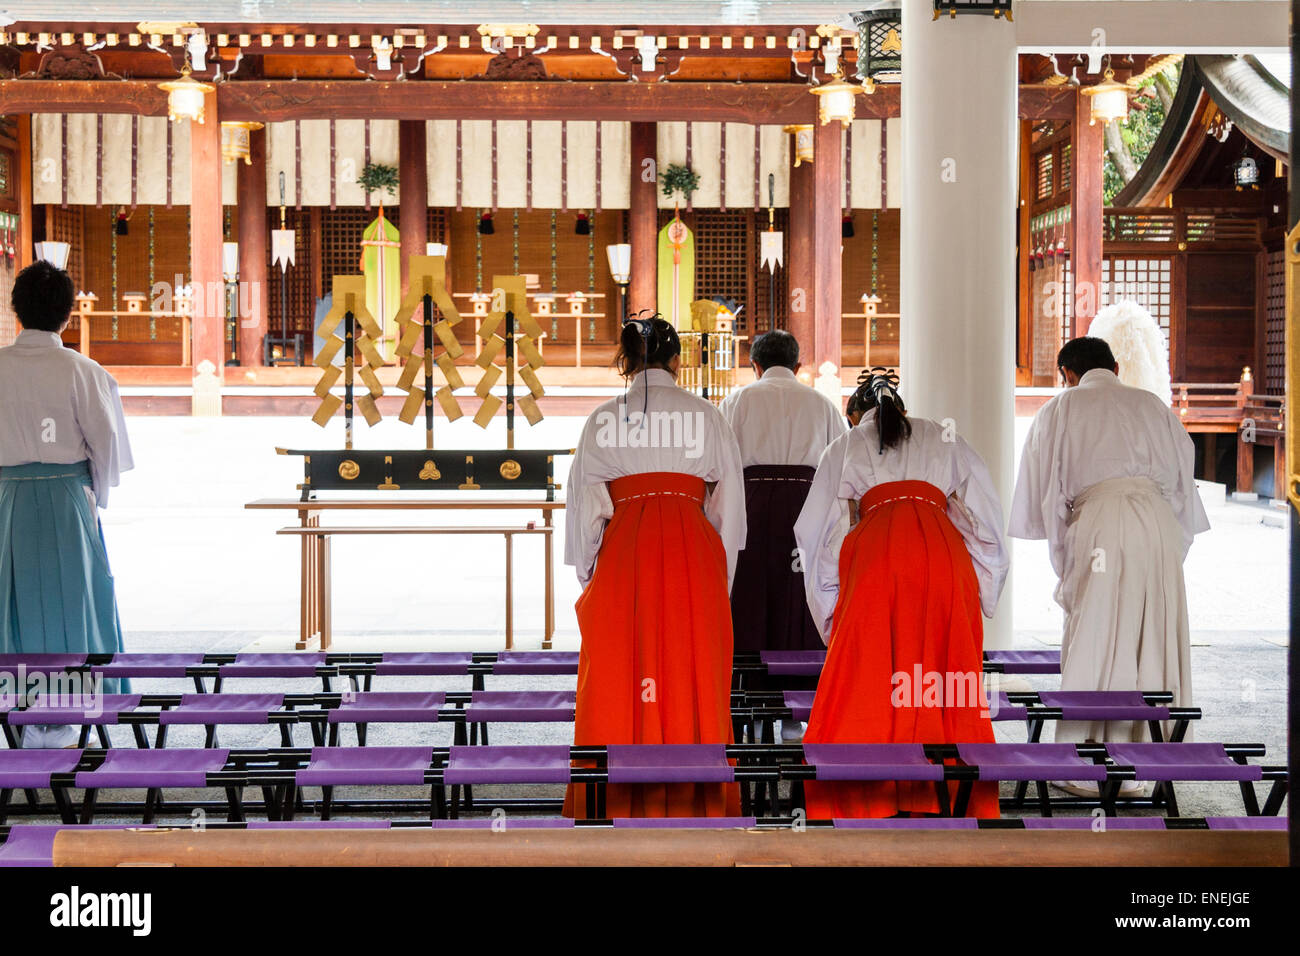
1081,69,1132,126
783,124,815,166
1232,155,1260,190
220,121,264,165
811,67,864,127
159,63,214,124
852,4,902,93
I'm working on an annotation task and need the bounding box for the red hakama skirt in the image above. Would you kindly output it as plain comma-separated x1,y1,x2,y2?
803,479,1000,819
563,472,741,818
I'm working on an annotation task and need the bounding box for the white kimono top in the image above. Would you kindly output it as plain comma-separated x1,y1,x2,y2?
794,410,1010,640
718,365,848,467
564,368,747,589
0,329,134,508
1008,368,1210,576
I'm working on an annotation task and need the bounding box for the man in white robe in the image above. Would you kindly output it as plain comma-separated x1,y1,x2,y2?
0,261,134,748
719,330,845,739
1009,337,1209,758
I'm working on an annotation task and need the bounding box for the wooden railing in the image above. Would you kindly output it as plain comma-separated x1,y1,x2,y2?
1172,367,1285,497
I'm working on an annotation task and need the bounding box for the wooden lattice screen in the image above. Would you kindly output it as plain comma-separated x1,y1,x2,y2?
265,207,315,346
46,205,86,292
660,208,788,336
1266,248,1285,396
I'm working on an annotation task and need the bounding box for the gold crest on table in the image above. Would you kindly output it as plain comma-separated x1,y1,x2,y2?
337,459,360,480
419,460,441,481
499,459,522,480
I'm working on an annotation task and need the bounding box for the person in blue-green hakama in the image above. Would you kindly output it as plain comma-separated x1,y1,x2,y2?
0,261,134,747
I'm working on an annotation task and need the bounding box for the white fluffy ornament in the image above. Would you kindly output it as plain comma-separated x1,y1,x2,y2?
1087,300,1172,405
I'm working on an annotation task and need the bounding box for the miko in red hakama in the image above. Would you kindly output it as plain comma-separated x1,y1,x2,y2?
803,479,1000,819
563,472,741,818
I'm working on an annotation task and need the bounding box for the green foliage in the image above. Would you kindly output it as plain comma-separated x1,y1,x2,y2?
358,162,399,199
1103,62,1181,205
660,163,701,201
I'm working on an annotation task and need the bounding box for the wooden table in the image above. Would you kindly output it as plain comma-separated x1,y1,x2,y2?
245,498,565,651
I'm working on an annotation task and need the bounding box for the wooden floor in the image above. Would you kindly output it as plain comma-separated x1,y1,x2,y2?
53,827,1288,867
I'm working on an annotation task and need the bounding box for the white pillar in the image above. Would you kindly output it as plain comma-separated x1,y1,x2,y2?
901,1,1018,648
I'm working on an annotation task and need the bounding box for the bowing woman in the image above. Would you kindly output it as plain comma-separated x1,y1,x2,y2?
563,316,746,817
793,370,1009,818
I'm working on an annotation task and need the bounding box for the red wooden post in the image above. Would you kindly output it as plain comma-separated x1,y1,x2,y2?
812,118,843,371
1070,89,1104,338
237,124,268,366
398,119,428,297
189,91,225,374
628,122,658,318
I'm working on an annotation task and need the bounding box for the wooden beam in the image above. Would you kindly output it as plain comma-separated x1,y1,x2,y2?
217,80,898,124
813,119,843,371
1070,90,1104,337
628,122,658,318
189,94,225,376
398,119,428,297
0,77,904,124
237,126,268,367
0,79,168,116
1017,85,1076,121
51,827,1288,868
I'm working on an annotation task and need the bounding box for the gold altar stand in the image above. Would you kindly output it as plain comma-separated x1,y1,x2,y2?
245,498,564,651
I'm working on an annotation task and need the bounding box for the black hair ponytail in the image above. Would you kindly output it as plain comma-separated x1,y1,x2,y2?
615,311,681,379
849,366,911,454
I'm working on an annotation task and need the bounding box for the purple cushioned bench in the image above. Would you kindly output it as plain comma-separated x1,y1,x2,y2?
8,694,141,725
0,748,83,787
443,745,571,785
463,691,576,723
782,691,815,722
991,694,1030,721
296,746,434,787
159,694,286,726
1020,817,1166,829
0,654,87,672
606,745,735,784
1204,817,1287,831
75,748,230,789
0,825,151,867
328,692,447,724
88,654,205,679
490,652,580,675
832,817,979,829
218,653,328,678
956,744,1107,783
612,816,757,828
758,651,824,677
246,820,393,829
1105,743,1262,782
374,653,474,676
430,818,576,829
1038,691,1171,723
802,744,945,782
983,650,1061,674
